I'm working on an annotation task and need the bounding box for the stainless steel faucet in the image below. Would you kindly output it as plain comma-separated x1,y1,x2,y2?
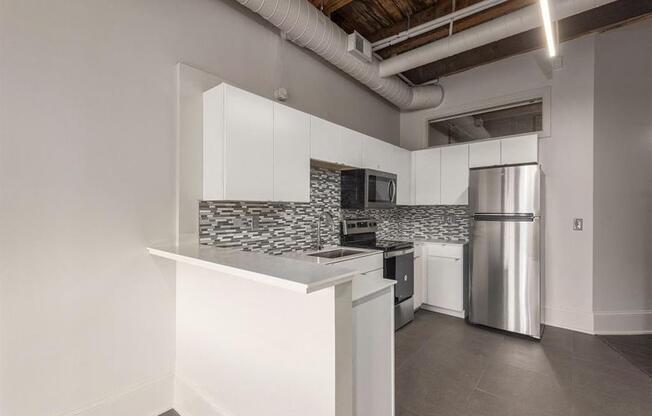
316,211,336,250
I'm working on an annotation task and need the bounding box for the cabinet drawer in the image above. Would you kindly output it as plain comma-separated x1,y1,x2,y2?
425,243,463,259
330,253,383,274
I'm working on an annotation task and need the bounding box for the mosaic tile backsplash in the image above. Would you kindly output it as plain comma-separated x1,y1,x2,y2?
199,168,341,254
199,167,470,254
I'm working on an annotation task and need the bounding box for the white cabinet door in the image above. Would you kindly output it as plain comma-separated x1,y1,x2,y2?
426,254,463,313
224,85,274,201
501,134,538,164
424,243,464,315
362,136,393,172
469,140,501,168
203,84,226,201
310,116,341,164
353,288,394,416
413,255,425,310
394,147,411,205
413,148,441,205
340,127,363,167
273,103,310,202
441,144,469,205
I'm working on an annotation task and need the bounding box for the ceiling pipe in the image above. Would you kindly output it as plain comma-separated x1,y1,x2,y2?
233,0,443,111
379,0,618,78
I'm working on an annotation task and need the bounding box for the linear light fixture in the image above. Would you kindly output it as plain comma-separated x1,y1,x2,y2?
539,0,557,57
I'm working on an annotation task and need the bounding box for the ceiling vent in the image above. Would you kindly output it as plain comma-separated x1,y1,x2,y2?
347,31,372,63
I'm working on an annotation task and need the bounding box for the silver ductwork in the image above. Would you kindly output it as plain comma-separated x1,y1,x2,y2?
235,0,444,110
379,0,618,77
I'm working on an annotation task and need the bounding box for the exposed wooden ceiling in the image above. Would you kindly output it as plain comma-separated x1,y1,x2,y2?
308,0,652,84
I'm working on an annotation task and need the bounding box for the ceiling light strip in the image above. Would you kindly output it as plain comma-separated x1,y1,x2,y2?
539,0,557,57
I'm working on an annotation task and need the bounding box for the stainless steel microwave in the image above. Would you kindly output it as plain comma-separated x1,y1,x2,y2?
341,169,397,209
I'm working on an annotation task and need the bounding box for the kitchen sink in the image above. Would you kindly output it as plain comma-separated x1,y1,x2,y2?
307,248,365,259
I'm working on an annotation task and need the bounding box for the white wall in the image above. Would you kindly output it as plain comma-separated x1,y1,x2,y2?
0,1,400,415
593,20,652,334
400,36,598,333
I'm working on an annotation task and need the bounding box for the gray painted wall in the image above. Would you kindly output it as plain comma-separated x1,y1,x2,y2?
0,0,399,415
593,21,652,317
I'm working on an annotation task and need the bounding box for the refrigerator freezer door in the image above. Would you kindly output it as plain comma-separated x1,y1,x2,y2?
469,216,541,338
469,164,540,215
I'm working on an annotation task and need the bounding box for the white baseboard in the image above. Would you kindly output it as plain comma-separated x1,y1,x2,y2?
420,304,465,319
174,376,228,416
543,306,594,334
61,373,174,416
593,309,652,335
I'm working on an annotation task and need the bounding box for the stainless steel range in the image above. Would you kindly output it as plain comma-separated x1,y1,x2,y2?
340,218,414,329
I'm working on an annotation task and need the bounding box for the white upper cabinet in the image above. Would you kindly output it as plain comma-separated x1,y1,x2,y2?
469,140,501,168
500,134,538,165
440,145,469,205
203,83,274,201
310,116,342,164
394,147,411,205
340,127,363,168
273,103,310,202
413,147,441,205
362,136,394,172
468,134,538,168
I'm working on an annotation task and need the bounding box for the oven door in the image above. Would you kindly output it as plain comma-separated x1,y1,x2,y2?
384,248,414,303
366,170,397,208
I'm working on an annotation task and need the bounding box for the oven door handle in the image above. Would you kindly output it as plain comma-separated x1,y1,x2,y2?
384,248,414,259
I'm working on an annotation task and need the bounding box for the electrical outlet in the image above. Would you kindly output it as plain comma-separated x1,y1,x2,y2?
573,218,583,231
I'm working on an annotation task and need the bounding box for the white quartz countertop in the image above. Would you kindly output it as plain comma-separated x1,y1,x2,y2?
281,247,394,304
413,238,469,245
352,275,395,306
148,242,358,294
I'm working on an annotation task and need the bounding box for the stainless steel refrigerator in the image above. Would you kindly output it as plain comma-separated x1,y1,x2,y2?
468,163,543,339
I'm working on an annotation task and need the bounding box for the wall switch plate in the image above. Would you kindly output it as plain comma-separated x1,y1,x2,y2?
573,218,583,231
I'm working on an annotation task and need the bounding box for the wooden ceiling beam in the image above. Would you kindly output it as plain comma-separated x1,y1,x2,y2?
365,0,453,43
375,0,535,57
323,0,356,15
401,0,652,84
308,0,355,15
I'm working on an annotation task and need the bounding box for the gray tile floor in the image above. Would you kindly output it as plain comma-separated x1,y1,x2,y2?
396,310,652,416
600,334,652,377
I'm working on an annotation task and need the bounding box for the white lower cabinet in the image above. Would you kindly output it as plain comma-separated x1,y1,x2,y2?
423,243,465,318
413,252,425,310
353,287,394,416
328,252,393,416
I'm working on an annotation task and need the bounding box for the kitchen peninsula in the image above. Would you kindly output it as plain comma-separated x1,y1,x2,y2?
148,242,395,416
